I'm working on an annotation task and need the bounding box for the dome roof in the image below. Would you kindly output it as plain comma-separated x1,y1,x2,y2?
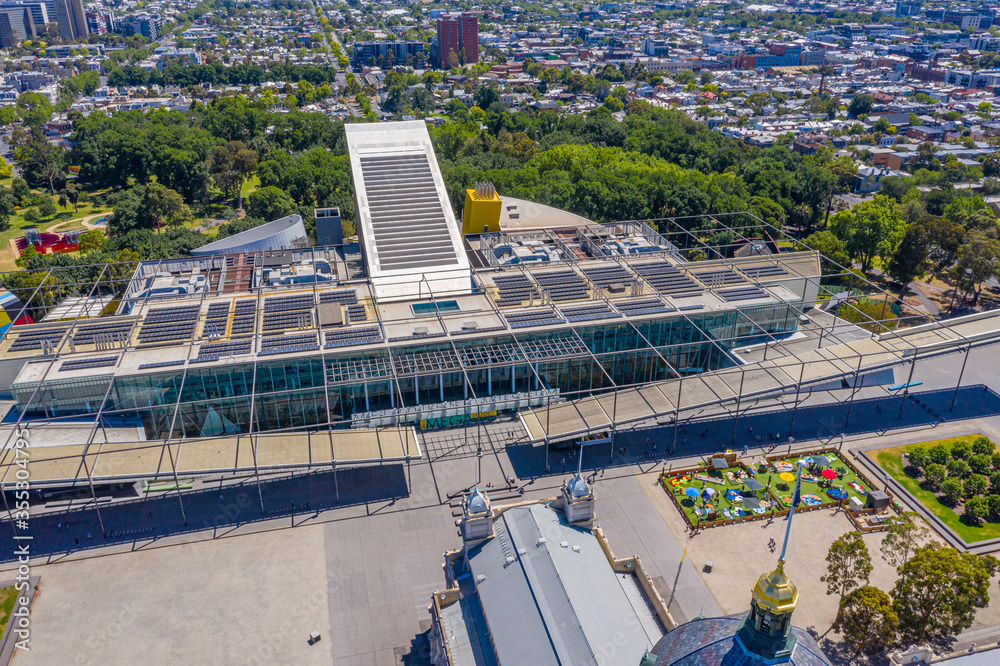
567,473,590,498
646,616,831,666
467,487,489,514
752,560,798,613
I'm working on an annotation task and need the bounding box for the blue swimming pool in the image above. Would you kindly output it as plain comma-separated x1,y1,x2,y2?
411,300,460,316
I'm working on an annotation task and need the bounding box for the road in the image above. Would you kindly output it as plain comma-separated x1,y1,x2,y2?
309,0,341,70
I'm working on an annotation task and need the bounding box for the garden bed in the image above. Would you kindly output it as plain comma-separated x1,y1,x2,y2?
869,434,1000,544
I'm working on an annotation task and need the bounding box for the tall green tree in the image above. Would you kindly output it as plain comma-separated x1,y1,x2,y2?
246,186,296,222
0,187,15,233
20,132,66,194
887,222,930,295
880,513,929,567
207,141,259,210
848,94,875,118
833,586,898,656
821,532,874,598
829,195,906,273
953,230,1000,304
139,182,193,232
918,214,965,269
942,477,965,505
803,230,850,274
15,92,52,127
78,229,104,253
60,182,80,214
891,545,998,642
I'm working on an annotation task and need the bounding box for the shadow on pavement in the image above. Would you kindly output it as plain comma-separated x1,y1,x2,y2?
506,385,1000,480
3,464,408,562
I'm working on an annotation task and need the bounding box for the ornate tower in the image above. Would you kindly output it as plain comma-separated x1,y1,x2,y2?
732,559,799,663
732,459,807,664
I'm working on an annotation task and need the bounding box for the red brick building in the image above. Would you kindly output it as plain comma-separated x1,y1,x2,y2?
436,13,478,68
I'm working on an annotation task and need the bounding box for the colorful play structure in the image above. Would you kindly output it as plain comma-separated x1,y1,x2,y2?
16,228,84,255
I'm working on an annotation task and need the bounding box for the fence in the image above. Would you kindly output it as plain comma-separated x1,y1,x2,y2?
659,447,900,532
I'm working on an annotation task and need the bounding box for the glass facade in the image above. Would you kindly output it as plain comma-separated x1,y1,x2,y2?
12,303,800,439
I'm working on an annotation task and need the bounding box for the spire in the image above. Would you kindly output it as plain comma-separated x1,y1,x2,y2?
567,445,591,499
779,460,807,562
731,460,804,663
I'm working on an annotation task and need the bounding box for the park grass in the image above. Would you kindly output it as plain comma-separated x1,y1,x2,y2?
241,175,260,201
870,434,1000,544
0,585,17,638
0,201,111,272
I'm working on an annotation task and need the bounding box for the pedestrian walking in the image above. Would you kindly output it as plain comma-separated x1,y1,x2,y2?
561,457,566,473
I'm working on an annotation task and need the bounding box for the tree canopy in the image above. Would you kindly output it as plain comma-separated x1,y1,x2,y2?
891,544,998,642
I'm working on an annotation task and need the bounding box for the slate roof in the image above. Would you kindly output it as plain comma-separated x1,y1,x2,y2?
647,616,831,666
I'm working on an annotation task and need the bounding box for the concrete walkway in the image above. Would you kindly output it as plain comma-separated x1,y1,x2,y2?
909,281,944,316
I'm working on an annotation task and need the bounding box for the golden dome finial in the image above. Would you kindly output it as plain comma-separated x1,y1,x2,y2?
751,558,798,614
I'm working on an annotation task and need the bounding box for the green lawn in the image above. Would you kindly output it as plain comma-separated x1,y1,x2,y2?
240,175,260,202
871,435,1000,544
0,585,17,639
775,452,872,507
0,201,112,271
663,450,873,527
663,465,781,524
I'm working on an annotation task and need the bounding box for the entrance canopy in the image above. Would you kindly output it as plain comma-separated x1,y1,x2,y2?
0,427,420,487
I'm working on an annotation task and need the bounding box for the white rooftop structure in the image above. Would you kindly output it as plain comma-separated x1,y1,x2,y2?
190,214,308,256
345,120,471,301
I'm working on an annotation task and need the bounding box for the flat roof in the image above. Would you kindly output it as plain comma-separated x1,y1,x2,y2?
3,250,821,388
345,120,470,299
0,427,421,486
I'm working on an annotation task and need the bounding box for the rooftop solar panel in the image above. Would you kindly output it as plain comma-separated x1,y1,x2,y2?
561,303,619,322
740,265,789,279
716,287,769,302
582,264,633,287
504,308,565,329
692,269,745,287
614,298,676,317
358,153,459,273
631,262,704,297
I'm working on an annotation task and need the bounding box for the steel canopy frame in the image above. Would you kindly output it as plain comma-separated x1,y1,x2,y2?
0,212,980,503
